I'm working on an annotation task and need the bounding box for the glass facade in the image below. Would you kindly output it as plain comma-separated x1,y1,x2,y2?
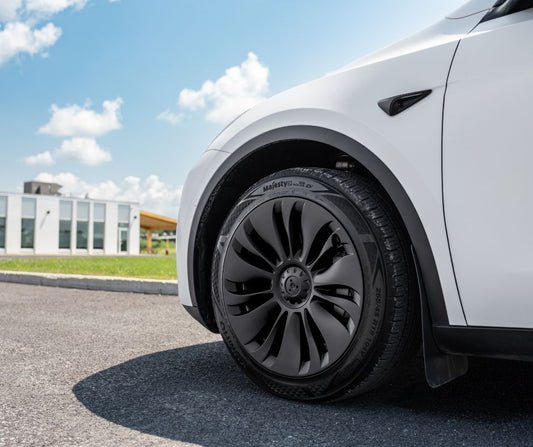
59,201,72,249
0,196,6,249
93,203,105,250
93,223,105,249
118,205,130,253
76,202,89,250
119,227,128,252
59,221,71,249
21,198,36,249
0,217,5,249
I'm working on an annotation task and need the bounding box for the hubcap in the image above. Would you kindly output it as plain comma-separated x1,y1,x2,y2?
221,197,363,377
279,266,312,307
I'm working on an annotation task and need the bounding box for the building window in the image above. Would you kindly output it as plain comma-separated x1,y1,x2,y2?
118,205,130,253
118,205,130,223
93,203,105,250
59,200,72,249
21,198,36,249
76,202,89,250
0,196,6,249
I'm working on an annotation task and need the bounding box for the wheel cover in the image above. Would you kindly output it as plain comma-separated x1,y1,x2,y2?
221,197,364,377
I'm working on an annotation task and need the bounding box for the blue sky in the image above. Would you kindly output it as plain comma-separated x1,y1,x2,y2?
0,0,464,215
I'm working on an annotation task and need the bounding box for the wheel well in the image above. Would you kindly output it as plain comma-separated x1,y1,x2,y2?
192,139,398,331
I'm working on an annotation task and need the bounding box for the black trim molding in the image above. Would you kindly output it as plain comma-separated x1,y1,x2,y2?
481,0,533,22
434,325,533,361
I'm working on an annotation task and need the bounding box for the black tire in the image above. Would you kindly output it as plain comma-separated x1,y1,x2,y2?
211,167,420,402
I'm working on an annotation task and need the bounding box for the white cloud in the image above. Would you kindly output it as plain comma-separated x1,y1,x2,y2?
0,21,61,66
115,175,183,216
38,98,123,137
55,137,112,166
178,52,269,124
35,171,120,200
35,172,182,216
25,0,88,15
156,109,184,125
36,98,122,167
0,0,22,21
0,0,93,66
23,150,54,165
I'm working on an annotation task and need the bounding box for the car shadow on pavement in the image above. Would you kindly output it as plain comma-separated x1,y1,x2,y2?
73,341,533,446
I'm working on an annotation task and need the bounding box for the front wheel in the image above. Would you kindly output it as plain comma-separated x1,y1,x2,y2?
212,167,420,401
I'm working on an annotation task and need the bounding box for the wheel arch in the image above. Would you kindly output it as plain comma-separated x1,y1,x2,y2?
187,125,449,332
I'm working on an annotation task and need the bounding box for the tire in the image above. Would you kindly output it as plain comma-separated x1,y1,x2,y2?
211,167,420,402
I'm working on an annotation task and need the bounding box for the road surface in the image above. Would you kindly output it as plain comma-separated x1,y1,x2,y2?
1,283,533,446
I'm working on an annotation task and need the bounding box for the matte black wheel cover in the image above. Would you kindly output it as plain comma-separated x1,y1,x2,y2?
220,196,363,377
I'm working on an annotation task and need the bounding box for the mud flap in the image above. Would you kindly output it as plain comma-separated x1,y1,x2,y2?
412,247,469,388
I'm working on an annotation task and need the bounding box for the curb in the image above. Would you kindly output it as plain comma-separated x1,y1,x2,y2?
0,270,179,295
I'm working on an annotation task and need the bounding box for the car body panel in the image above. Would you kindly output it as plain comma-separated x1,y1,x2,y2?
443,8,533,328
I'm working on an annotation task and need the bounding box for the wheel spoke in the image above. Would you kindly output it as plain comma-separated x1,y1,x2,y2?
305,224,339,267
247,200,289,262
300,203,333,264
271,312,302,376
272,200,291,259
288,201,304,259
231,238,274,273
241,218,281,266
309,232,348,274
313,290,361,329
224,288,273,306
224,276,272,295
229,299,280,344
313,254,363,295
302,309,325,374
224,242,273,283
247,310,286,360
308,301,352,361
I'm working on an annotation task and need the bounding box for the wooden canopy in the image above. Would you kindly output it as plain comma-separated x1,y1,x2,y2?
140,210,177,254
140,210,177,231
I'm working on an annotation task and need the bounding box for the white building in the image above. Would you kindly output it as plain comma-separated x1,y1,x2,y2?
0,183,140,256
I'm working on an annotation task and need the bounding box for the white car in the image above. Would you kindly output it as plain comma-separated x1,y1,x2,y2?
177,0,533,401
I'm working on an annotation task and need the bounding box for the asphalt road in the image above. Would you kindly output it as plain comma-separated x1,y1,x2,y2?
1,283,533,446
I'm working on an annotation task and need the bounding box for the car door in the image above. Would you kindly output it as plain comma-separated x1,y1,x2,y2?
443,4,533,328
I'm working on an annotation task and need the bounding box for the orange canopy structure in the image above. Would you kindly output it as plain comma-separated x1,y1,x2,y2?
140,210,177,255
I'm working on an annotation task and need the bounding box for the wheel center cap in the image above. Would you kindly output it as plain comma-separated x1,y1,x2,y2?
284,276,302,296
279,266,311,306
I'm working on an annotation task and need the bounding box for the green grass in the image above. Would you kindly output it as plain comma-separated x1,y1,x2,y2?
0,256,177,280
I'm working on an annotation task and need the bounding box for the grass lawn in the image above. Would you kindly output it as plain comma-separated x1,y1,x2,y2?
0,256,177,280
